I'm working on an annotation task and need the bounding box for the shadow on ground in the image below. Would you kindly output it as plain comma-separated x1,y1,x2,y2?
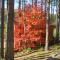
47,57,60,60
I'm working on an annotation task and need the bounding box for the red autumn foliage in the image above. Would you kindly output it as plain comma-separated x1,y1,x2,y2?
14,5,46,51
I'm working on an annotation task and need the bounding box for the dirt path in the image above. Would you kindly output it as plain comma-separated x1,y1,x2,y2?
15,51,52,60
14,49,60,60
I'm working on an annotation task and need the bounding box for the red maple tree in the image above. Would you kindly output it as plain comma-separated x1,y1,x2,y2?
14,5,46,51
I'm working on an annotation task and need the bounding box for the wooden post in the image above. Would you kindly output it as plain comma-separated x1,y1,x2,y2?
1,0,4,58
5,0,14,60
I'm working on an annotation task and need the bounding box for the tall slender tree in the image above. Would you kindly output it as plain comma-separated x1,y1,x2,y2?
32,0,33,6
32,0,37,6
0,0,2,14
7,0,8,10
34,0,37,6
58,0,60,41
5,0,14,60
45,0,50,51
57,0,60,41
19,0,21,8
1,0,5,58
56,0,60,43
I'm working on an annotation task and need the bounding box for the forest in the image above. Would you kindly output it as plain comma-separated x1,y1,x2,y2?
0,0,60,60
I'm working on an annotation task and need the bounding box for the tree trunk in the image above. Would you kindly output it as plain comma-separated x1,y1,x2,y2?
56,0,60,43
32,0,37,6
19,0,21,8
7,0,8,10
32,0,33,6
1,0,4,58
5,0,14,60
34,0,37,6
0,0,2,14
59,0,60,41
45,0,50,51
